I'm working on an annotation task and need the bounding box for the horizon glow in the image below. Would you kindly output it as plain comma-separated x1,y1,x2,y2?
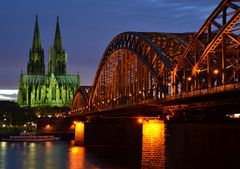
0,89,18,101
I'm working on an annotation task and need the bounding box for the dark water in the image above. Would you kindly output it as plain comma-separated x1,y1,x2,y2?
1,122,240,169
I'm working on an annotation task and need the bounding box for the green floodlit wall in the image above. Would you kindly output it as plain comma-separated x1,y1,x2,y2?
18,73,80,108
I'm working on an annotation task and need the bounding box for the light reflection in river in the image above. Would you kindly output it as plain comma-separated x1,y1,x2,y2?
0,142,7,169
1,122,240,169
23,142,36,169
68,142,99,169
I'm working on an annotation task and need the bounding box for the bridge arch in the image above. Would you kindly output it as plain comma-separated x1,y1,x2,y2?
93,32,171,89
70,86,91,115
71,0,240,114
89,32,190,112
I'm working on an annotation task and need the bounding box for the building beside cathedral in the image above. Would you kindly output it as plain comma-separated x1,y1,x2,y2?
18,16,80,107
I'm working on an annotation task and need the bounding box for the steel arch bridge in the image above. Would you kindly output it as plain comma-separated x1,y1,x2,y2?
70,0,240,116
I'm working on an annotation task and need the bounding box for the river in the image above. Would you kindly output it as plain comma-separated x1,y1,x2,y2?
1,122,240,169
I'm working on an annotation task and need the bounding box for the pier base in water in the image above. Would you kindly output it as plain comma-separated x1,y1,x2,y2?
75,121,85,146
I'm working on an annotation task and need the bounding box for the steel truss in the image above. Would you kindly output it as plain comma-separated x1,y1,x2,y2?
70,0,240,114
174,0,240,93
70,86,91,115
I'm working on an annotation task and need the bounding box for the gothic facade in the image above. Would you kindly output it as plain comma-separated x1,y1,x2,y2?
18,16,80,107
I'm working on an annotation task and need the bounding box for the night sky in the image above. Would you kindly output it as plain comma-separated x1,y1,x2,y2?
0,0,220,99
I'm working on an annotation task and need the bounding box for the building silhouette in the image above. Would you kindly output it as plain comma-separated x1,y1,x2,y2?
18,16,80,107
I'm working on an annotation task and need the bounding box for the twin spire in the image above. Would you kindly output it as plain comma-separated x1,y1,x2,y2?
32,15,62,51
28,15,66,75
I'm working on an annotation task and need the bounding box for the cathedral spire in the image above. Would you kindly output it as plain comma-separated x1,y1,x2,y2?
27,15,45,75
32,15,41,50
54,16,62,50
48,16,67,75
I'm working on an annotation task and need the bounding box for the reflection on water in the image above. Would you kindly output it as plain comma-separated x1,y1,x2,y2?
24,143,36,169
68,143,99,169
0,142,66,169
69,146,86,169
165,123,240,169
0,141,140,169
0,142,7,169
1,122,240,169
142,120,165,169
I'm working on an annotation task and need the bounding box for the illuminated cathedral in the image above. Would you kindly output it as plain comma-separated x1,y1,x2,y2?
18,16,80,107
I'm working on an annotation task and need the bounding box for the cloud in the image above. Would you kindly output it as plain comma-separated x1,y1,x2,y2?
0,90,18,101
0,90,18,95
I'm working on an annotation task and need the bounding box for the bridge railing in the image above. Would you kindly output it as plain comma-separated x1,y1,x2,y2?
165,82,240,101
68,82,239,116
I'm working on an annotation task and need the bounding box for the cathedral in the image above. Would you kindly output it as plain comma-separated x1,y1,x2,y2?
18,16,80,108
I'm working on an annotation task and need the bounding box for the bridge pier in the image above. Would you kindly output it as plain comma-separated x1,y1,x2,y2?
74,118,143,146
74,121,84,145
141,119,165,168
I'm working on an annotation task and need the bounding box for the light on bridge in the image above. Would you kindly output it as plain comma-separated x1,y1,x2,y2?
45,124,52,132
138,118,143,123
213,69,219,74
187,77,192,81
70,124,75,130
226,113,240,119
138,117,161,124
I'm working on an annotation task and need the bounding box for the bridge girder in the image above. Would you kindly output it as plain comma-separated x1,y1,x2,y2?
70,86,91,114
71,0,240,115
88,32,190,113
173,0,240,93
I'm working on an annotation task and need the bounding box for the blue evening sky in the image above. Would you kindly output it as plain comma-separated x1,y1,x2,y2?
0,0,219,92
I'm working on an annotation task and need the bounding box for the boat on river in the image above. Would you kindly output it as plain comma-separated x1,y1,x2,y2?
2,132,60,142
